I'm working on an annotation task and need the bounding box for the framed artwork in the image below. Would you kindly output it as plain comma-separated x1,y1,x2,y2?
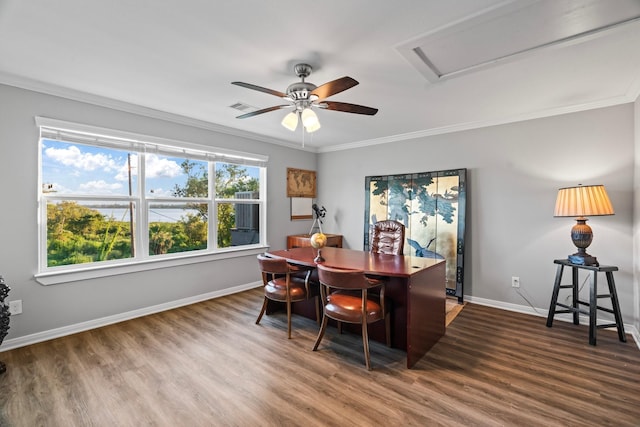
287,168,317,198
364,168,467,302
290,197,313,220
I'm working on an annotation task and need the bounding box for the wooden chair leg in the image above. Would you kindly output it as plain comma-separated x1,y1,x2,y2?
362,323,372,370
313,315,329,351
255,297,268,325
315,295,321,325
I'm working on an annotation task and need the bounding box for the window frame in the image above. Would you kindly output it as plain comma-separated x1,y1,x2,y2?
35,117,268,285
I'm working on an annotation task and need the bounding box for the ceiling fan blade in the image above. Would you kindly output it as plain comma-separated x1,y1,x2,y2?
319,101,378,116
310,76,358,100
232,82,287,98
236,105,291,119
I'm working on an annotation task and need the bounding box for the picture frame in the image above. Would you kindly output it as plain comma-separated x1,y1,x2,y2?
286,168,316,198
290,197,313,220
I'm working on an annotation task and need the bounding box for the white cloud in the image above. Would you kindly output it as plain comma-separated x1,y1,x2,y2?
79,180,123,193
145,154,183,179
45,145,119,172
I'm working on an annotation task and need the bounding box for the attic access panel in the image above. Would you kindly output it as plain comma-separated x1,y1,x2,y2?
364,168,467,302
397,0,640,82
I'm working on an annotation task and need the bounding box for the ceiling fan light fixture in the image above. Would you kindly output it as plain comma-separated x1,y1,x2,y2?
281,111,299,131
233,63,377,136
301,107,319,129
305,120,321,133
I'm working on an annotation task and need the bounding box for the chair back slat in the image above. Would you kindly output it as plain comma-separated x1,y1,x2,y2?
257,254,290,274
317,264,377,290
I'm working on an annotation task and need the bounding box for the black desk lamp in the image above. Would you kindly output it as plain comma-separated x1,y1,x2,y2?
554,184,614,266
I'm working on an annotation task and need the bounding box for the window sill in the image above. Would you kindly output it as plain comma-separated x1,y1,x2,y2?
34,246,269,286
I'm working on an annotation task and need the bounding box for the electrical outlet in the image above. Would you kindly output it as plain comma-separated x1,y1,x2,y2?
511,277,520,288
8,300,22,315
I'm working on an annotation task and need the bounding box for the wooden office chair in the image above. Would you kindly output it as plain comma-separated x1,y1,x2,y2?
370,220,405,255
312,264,391,370
255,254,319,339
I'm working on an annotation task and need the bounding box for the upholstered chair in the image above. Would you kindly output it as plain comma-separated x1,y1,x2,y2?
312,264,391,370
370,220,405,255
256,254,319,339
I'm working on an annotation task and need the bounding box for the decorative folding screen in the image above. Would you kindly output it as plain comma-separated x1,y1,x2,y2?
364,168,467,301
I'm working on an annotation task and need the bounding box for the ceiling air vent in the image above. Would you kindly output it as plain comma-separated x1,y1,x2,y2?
229,102,257,113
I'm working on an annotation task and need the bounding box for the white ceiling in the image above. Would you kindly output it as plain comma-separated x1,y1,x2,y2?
1,0,640,152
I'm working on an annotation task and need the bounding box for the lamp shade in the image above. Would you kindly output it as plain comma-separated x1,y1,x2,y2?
554,184,614,217
304,119,321,133
281,111,299,131
301,108,320,133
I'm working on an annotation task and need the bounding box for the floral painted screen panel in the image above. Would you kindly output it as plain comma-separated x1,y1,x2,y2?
364,168,467,302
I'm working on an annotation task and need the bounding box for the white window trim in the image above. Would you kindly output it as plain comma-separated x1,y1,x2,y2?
35,116,269,285
36,117,268,167
34,247,269,286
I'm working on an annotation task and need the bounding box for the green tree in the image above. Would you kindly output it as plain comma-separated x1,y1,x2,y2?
149,228,174,255
48,201,103,241
171,161,257,248
215,163,258,247
173,160,209,219
46,202,132,266
215,163,258,197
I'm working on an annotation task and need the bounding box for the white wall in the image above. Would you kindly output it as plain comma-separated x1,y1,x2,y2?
0,84,316,344
318,105,638,328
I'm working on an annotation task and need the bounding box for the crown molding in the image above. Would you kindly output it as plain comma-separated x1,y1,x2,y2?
317,93,636,153
627,73,640,103
1,70,635,155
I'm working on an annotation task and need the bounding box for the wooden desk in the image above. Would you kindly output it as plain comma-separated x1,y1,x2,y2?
287,233,343,249
265,246,446,368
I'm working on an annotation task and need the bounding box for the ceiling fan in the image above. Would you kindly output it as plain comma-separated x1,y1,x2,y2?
232,63,378,133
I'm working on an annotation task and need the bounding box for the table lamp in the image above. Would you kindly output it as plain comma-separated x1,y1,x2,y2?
554,184,614,266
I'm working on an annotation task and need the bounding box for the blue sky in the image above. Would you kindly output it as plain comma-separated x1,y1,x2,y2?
41,140,259,197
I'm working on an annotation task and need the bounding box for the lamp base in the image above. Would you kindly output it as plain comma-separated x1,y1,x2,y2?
314,249,325,263
568,253,599,267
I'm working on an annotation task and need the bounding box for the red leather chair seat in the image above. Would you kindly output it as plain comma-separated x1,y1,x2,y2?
325,291,384,324
264,276,309,302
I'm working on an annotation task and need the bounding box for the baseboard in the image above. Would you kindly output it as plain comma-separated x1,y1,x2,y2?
0,281,262,352
465,294,640,351
2,287,637,353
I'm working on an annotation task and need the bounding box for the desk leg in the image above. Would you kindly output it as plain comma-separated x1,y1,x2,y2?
406,262,446,369
605,271,627,342
546,264,564,327
589,271,597,345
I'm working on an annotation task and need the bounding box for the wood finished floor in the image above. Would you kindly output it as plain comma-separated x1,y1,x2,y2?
0,287,639,427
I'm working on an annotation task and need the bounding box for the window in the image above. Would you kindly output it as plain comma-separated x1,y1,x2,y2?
37,117,267,276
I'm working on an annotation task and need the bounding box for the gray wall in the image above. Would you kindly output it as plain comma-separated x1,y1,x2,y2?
635,94,640,334
317,104,638,327
1,82,638,346
0,84,315,342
